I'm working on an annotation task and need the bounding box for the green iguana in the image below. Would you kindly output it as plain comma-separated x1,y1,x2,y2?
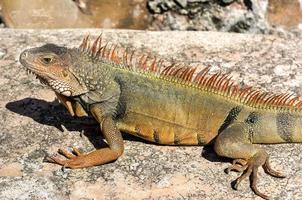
19,35,300,199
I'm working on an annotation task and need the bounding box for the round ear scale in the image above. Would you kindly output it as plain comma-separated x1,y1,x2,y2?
62,70,69,77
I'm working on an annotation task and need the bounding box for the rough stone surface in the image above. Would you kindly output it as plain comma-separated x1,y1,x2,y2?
1,29,302,199
147,0,270,33
0,0,149,29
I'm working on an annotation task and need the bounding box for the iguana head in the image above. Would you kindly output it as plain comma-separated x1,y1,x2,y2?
19,44,88,96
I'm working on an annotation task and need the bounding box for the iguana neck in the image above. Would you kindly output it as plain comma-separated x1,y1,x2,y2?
69,48,115,92
69,49,121,116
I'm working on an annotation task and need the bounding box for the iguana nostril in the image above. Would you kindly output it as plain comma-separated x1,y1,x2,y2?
19,51,28,61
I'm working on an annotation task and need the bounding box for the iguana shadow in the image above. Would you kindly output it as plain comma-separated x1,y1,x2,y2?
6,97,229,163
5,97,149,149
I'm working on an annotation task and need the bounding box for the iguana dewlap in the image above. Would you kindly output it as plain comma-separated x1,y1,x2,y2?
20,35,302,199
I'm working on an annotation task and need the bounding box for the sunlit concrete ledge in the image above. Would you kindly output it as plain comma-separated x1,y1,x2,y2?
0,29,302,199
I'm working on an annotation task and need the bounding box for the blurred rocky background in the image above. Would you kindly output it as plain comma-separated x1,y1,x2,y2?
0,0,302,33
0,0,149,29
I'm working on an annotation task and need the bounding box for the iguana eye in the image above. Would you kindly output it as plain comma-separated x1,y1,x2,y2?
42,56,53,64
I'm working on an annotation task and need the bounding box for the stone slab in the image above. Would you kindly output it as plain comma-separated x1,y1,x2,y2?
0,29,302,199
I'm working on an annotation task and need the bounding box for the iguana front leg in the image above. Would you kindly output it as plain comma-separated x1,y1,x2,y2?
45,104,124,168
55,92,75,116
214,122,285,199
55,92,88,117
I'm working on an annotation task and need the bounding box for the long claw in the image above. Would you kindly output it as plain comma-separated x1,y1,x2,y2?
225,163,247,174
234,166,253,190
263,159,286,178
251,166,269,200
43,153,59,163
58,148,76,159
61,164,69,173
232,159,247,166
46,156,67,166
72,147,82,156
43,156,54,163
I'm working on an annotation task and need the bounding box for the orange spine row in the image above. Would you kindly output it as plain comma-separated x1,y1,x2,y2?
79,35,302,110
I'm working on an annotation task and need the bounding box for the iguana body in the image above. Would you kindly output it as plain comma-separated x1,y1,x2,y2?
19,35,302,199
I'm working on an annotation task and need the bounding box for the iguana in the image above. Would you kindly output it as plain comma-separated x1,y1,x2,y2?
19,35,300,199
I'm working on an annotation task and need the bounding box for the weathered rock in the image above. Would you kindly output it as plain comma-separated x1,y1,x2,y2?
1,29,302,199
148,0,302,32
0,0,149,29
268,0,302,28
174,0,187,8
0,48,6,59
221,0,235,3
148,0,270,33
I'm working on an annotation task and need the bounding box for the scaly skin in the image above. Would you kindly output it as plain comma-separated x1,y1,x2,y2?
19,36,302,199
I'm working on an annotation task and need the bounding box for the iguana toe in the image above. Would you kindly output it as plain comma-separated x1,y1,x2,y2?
44,147,86,169
226,158,248,174
72,147,82,156
263,158,286,178
225,163,247,174
58,148,76,159
233,163,269,199
44,154,86,169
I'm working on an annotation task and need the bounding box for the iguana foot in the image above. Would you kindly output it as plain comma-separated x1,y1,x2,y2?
44,146,122,169
44,147,86,169
263,158,285,178
214,122,286,199
229,153,285,200
225,159,247,173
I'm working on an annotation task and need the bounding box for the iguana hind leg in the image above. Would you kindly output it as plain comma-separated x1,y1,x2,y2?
214,122,285,199
45,104,124,168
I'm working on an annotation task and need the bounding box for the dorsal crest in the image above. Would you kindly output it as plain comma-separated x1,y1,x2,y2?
78,34,302,111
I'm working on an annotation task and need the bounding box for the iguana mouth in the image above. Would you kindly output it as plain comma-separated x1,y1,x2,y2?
24,67,48,85
24,67,72,96
21,55,72,96
20,51,48,85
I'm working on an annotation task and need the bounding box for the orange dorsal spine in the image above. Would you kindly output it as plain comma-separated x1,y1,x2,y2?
77,34,302,111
